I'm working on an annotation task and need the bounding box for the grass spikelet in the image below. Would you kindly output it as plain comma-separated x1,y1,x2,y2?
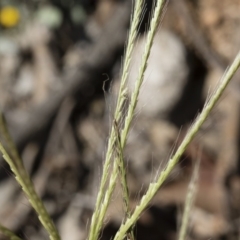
88,0,144,239
88,0,167,239
0,113,22,169
113,51,240,240
100,0,167,237
0,142,60,240
178,153,200,240
120,0,166,146
114,120,134,240
0,224,22,240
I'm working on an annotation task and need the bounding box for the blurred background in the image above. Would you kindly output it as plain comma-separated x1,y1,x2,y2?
0,0,240,239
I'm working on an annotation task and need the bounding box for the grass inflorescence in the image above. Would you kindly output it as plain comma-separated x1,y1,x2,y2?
0,1,240,240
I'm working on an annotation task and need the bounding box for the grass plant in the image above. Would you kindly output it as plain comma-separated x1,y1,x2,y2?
178,153,200,240
0,114,60,240
0,224,22,240
0,0,240,240
87,0,144,237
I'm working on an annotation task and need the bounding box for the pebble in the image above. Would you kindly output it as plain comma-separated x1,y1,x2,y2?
127,29,189,118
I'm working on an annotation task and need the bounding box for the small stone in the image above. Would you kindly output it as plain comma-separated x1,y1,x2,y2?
127,29,188,118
